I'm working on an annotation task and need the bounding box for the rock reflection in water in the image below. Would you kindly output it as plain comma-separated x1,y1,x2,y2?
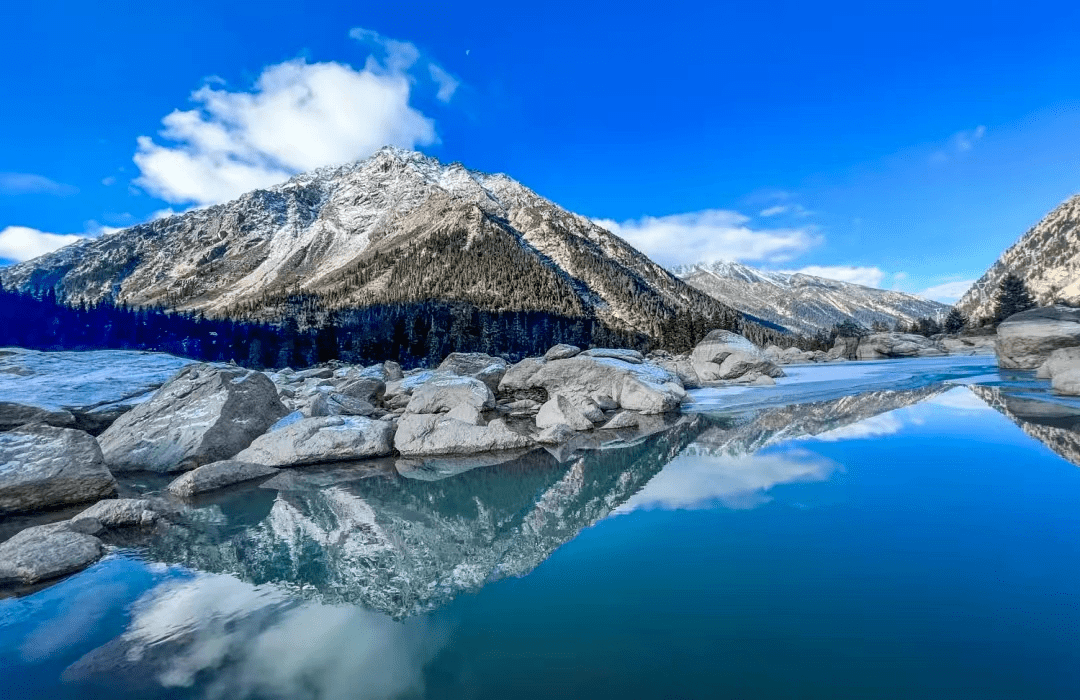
143,416,707,618
969,384,1080,467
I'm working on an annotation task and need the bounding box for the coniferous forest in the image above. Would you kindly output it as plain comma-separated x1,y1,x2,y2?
0,282,808,370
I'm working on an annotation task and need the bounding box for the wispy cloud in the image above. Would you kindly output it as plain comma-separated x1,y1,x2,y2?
931,125,986,163
594,209,821,267
0,226,85,263
0,173,78,196
134,27,450,206
428,64,459,103
918,279,974,303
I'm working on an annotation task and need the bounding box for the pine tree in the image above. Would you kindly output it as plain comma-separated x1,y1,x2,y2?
944,308,966,334
994,273,1035,323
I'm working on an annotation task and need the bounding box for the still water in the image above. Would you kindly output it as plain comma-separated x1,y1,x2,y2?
2,357,1079,699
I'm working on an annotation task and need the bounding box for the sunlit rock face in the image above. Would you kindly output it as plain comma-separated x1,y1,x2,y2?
141,417,707,618
968,384,1080,468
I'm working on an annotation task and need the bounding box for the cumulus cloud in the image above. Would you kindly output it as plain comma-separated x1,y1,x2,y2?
785,265,887,288
0,172,77,196
0,226,84,262
918,279,975,303
594,209,821,267
134,28,443,206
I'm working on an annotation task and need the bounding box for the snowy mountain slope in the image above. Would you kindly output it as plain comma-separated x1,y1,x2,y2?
0,147,748,341
672,260,949,335
955,194,1080,323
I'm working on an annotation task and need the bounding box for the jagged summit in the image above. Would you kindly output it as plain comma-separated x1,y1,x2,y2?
955,194,1080,324
673,260,949,335
1,148,756,343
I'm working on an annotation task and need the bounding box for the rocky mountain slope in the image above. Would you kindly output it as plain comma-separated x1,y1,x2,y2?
0,147,758,343
672,260,948,335
955,194,1080,324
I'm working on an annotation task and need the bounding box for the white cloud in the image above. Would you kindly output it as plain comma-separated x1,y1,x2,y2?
809,412,903,441
134,28,443,206
594,209,821,267
0,173,77,196
615,447,839,513
0,226,84,262
918,279,975,303
428,64,459,103
101,176,116,186
785,265,886,288
759,205,788,217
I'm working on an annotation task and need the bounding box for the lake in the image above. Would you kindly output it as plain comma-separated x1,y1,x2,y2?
2,355,1079,699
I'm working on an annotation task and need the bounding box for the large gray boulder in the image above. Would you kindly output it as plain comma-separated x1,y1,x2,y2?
536,395,594,431
543,344,581,361
941,335,996,355
1032,347,1080,396
234,416,395,467
0,402,76,431
995,306,1080,369
855,333,945,360
71,498,159,529
691,330,784,382
167,460,280,498
394,414,534,456
0,425,116,515
437,353,509,392
98,364,287,473
405,375,495,414
0,522,104,586
499,354,684,414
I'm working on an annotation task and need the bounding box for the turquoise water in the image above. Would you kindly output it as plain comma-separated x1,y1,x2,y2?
2,358,1080,699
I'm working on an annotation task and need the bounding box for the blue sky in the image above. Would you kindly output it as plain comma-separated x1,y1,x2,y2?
3,0,1080,302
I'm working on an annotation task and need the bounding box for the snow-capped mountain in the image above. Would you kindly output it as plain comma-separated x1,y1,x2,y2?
955,194,1080,324
672,260,949,335
0,147,749,341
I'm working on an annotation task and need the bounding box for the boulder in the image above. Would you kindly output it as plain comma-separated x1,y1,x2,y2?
383,360,404,381
405,375,495,414
336,377,385,403
445,403,483,425
691,330,784,382
394,414,534,456
1036,346,1080,379
600,411,640,430
293,366,335,380
580,348,644,364
497,358,547,393
543,344,581,361
505,355,683,414
308,392,376,418
98,364,288,473
941,335,997,355
166,460,280,498
0,402,75,431
536,395,594,431
234,416,396,466
995,305,1080,369
71,498,158,529
827,336,861,361
536,424,577,444
855,333,945,360
437,353,509,392
0,425,116,515
0,522,104,586
651,356,701,389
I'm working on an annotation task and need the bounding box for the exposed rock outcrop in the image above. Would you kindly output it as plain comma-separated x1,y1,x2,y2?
98,364,288,473
995,305,1080,369
855,333,945,360
0,424,116,515
690,330,785,382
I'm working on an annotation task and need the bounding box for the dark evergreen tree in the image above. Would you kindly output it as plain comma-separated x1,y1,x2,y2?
994,273,1035,323
944,308,966,334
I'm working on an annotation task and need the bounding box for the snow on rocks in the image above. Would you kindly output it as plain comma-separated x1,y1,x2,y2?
98,364,288,473
995,305,1080,369
0,425,116,515
234,415,396,466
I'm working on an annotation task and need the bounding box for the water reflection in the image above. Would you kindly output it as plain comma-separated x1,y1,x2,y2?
63,572,445,700
970,384,1080,468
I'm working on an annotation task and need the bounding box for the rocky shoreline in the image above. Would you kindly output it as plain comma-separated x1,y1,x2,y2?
0,325,1007,591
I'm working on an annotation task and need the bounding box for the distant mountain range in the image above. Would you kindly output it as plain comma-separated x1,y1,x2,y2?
0,147,777,346
672,261,949,335
955,194,1080,323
